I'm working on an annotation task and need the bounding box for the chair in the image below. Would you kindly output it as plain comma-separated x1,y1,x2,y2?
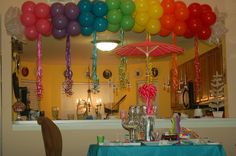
37,117,62,156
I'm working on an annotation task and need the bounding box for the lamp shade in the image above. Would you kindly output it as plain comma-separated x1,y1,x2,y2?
95,40,120,52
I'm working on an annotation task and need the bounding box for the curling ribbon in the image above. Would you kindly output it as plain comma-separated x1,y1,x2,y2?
92,31,99,91
119,57,128,89
64,34,73,96
139,83,157,115
120,29,124,47
36,34,43,98
145,33,152,83
194,37,200,101
171,33,179,101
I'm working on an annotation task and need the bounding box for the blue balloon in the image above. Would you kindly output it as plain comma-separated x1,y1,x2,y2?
81,26,93,36
78,0,92,12
94,17,108,32
78,12,95,27
92,1,108,17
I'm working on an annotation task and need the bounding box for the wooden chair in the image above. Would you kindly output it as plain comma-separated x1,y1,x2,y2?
37,117,62,156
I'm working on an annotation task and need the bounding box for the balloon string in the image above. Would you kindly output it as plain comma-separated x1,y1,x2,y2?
92,31,99,91
194,37,200,102
36,34,43,98
120,29,124,47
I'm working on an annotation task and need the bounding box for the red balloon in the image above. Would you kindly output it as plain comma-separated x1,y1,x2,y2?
175,1,187,9
159,27,171,37
160,14,176,30
25,26,38,40
35,3,50,19
36,19,52,35
197,26,211,40
201,4,212,13
161,0,176,14
20,13,36,27
187,18,202,34
188,3,202,18
22,1,36,14
201,11,216,26
173,21,187,36
183,27,194,38
175,7,189,21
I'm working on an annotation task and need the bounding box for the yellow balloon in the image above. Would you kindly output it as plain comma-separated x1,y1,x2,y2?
135,0,148,12
147,0,160,5
132,22,145,33
135,12,149,26
148,4,163,19
146,19,161,35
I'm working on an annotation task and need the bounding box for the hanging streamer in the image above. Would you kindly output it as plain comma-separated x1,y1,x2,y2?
64,34,73,96
194,37,200,101
146,33,152,83
36,34,43,98
171,33,179,100
119,57,128,89
92,31,99,91
120,29,124,47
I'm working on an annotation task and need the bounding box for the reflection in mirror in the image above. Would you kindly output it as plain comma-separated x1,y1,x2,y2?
11,31,226,121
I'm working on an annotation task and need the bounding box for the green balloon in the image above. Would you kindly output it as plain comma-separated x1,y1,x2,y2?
107,23,120,32
105,0,121,10
120,0,135,15
121,15,135,31
107,10,122,25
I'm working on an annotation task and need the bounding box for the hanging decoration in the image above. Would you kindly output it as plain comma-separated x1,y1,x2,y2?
4,7,24,41
194,37,200,101
64,35,73,96
36,34,43,97
92,32,99,92
133,0,162,34
119,57,128,89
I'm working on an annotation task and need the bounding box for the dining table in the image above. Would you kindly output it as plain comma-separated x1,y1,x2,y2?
87,143,227,156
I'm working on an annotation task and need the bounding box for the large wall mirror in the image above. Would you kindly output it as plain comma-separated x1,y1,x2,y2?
11,30,226,120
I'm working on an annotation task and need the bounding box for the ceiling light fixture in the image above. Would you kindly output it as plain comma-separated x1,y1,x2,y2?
94,40,120,52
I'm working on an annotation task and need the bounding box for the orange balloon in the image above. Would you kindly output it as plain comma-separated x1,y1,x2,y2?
161,0,175,14
175,1,187,9
159,26,171,37
173,21,187,36
160,14,176,30
175,7,189,21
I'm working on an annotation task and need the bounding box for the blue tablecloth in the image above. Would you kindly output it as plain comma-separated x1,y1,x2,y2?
87,144,227,156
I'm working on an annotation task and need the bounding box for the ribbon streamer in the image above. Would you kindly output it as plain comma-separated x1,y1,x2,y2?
64,34,73,96
119,57,128,89
36,34,43,98
194,37,200,101
92,31,99,91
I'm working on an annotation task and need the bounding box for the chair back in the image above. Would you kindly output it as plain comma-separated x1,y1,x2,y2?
37,117,62,156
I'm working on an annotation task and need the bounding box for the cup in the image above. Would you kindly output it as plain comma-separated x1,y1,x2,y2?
51,106,59,120
97,135,105,145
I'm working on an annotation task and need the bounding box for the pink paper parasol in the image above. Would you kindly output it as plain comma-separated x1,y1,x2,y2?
115,39,184,57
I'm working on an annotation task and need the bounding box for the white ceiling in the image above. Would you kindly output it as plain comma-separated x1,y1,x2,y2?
21,31,195,65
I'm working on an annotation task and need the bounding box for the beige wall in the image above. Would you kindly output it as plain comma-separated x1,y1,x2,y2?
1,0,236,156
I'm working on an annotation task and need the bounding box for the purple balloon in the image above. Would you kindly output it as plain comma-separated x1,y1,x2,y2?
67,21,81,36
53,15,68,29
51,2,64,17
65,2,80,20
52,28,66,39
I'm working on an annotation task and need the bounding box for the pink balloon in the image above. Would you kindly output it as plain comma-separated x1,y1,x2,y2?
36,19,52,35
35,3,50,19
22,1,36,14
20,13,36,27
25,26,38,40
